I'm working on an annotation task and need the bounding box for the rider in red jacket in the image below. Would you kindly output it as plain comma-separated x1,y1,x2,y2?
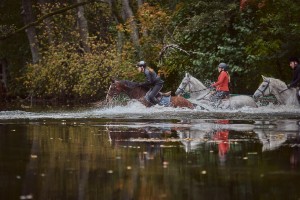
210,63,230,104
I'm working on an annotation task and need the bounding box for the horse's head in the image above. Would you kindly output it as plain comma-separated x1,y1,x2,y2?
106,80,128,102
175,72,207,96
175,73,192,96
253,76,272,99
106,80,146,102
253,75,289,99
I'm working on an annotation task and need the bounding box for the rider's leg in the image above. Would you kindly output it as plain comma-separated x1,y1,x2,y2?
149,84,163,104
210,91,224,107
223,91,230,99
211,91,222,102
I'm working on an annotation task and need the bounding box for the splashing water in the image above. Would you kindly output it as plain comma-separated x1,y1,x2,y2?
0,100,300,120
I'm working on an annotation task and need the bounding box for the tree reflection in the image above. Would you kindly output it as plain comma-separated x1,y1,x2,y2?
1,119,300,199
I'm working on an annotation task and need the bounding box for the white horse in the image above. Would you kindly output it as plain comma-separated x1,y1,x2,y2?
253,76,300,106
175,72,258,109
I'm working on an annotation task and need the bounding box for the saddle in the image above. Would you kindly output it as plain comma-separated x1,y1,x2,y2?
159,91,171,97
144,91,172,107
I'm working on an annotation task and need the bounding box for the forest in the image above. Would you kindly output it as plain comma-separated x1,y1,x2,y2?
0,0,300,102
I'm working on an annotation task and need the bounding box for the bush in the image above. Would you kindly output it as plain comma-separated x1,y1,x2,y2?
24,39,134,101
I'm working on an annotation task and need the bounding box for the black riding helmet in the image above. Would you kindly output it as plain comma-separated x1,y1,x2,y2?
136,61,146,68
218,62,228,71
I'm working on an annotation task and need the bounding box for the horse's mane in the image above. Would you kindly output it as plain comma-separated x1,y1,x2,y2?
119,80,139,89
189,74,207,89
265,77,287,90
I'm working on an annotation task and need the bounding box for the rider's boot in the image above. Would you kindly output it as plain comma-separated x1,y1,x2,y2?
150,97,160,105
145,95,154,105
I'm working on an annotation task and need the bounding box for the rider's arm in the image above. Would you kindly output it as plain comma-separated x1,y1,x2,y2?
289,67,300,87
139,70,153,87
212,71,226,87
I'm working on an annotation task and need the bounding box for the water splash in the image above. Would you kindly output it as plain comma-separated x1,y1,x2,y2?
0,100,299,120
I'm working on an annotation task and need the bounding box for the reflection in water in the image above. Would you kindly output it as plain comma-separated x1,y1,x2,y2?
212,120,230,165
254,120,300,151
0,119,300,199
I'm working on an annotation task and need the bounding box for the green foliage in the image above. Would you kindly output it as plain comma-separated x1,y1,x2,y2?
137,3,171,63
24,40,133,100
159,0,300,93
2,0,300,99
21,2,136,101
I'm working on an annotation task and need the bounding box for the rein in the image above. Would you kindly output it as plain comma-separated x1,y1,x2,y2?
257,80,289,96
196,90,212,100
279,88,289,94
258,79,290,95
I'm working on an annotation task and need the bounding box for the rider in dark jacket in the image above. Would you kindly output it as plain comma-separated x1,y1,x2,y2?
288,57,300,89
136,61,164,105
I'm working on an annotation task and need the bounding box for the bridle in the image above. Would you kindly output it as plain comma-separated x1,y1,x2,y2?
257,80,271,96
107,84,118,97
107,83,128,99
177,76,209,95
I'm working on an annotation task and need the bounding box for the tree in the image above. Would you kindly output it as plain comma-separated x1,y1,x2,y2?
21,0,40,63
122,0,142,58
76,0,90,53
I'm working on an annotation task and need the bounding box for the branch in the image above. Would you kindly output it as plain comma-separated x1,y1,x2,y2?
159,44,190,61
0,0,106,41
158,43,205,63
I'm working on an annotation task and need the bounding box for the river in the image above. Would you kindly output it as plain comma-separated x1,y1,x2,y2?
0,102,300,199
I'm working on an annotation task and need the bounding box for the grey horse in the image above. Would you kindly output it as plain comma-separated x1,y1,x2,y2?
253,76,300,107
175,72,257,109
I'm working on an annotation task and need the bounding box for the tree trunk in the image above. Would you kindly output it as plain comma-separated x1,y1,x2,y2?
109,0,125,58
76,0,90,53
137,0,144,7
122,0,142,59
21,0,40,63
137,0,148,38
37,0,54,44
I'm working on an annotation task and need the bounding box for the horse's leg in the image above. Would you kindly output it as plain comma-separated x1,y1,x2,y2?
219,100,230,109
139,97,153,107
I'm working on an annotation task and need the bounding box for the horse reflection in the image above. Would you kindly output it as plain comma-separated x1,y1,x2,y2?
177,129,207,152
107,119,300,158
254,119,300,151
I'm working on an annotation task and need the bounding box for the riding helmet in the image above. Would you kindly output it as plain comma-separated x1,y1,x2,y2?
136,61,146,68
218,62,228,71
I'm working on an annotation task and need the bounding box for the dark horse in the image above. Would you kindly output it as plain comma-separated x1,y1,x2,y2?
106,80,194,109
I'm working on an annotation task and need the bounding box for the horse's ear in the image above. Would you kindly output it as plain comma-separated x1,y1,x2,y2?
186,72,190,78
109,77,115,83
261,75,266,80
110,77,120,83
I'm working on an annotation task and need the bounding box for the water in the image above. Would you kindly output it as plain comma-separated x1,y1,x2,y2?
0,102,300,199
